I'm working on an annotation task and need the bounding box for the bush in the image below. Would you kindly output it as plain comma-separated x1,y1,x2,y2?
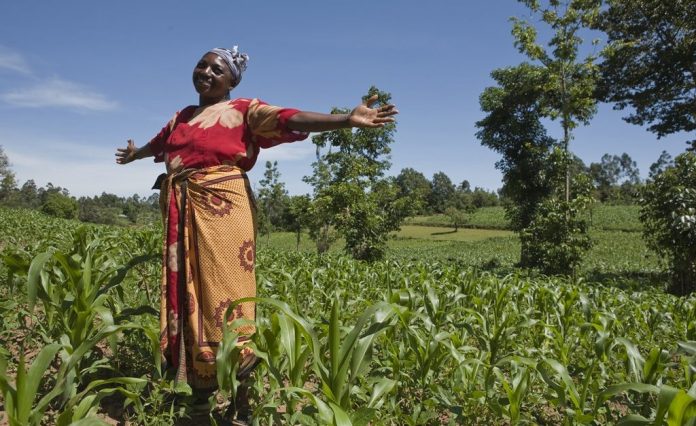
520,173,594,275
41,192,77,220
640,152,696,295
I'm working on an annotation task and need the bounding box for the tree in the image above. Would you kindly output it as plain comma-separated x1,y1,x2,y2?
78,196,120,225
449,187,474,212
444,207,470,232
257,161,288,240
512,0,601,201
303,151,338,254
479,0,600,274
470,187,499,208
0,146,16,202
596,0,696,146
428,172,455,214
123,194,141,222
649,151,673,179
520,154,594,275
41,191,78,219
477,64,559,233
145,193,160,209
0,145,12,177
640,151,696,294
282,194,312,250
589,153,642,202
477,63,593,273
18,179,39,208
305,86,407,261
395,167,431,215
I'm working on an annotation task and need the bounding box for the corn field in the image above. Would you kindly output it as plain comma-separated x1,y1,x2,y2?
0,207,695,425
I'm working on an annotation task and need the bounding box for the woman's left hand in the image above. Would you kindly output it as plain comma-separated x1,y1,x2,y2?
348,95,399,128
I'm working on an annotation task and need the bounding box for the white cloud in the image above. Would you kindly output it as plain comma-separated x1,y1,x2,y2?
0,126,317,198
3,141,317,198
4,141,159,197
0,47,31,74
1,78,118,111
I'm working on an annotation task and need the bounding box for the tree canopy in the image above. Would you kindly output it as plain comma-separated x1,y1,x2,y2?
596,0,696,145
305,86,409,261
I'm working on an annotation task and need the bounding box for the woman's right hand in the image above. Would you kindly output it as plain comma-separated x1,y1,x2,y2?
115,139,138,164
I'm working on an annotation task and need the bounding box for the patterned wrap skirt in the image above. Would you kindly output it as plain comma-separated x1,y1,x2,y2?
158,165,257,390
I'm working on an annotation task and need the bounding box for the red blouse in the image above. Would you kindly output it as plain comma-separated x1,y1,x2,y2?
148,98,309,173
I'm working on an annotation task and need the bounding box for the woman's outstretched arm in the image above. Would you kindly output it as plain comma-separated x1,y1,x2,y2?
287,95,398,132
115,139,153,165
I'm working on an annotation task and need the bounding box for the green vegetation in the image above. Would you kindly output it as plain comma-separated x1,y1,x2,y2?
395,225,513,242
404,204,643,232
641,152,696,294
596,0,696,144
1,1,695,422
0,207,693,424
303,87,409,261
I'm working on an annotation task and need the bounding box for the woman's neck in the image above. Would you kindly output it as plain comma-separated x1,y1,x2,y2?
198,94,230,107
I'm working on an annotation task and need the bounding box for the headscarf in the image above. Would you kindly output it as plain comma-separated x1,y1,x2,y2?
208,46,249,87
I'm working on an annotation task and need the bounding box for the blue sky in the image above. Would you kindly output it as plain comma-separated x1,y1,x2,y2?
0,0,689,197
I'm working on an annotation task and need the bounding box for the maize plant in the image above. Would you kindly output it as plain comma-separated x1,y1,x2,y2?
0,206,695,424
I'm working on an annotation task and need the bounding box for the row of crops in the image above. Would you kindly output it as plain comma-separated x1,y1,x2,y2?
0,207,695,424
405,205,643,233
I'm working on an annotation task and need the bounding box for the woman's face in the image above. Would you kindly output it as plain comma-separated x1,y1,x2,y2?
192,53,234,103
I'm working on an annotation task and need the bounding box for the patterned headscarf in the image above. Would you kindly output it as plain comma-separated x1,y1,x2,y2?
208,46,249,87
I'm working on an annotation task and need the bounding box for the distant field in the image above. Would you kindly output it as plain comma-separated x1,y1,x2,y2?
256,226,514,253
587,204,642,231
395,225,513,241
405,206,508,229
404,204,643,232
257,226,662,289
0,205,657,290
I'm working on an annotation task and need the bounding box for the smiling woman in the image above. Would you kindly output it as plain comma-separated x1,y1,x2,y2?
115,45,398,423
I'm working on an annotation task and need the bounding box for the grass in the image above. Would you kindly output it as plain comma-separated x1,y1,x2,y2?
256,220,666,290
404,204,644,232
405,206,508,230
587,204,642,232
394,225,513,241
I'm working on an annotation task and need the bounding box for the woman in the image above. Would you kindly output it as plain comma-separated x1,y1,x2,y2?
115,46,397,419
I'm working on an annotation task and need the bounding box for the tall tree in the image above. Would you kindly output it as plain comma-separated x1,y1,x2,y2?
589,153,641,202
649,151,673,179
0,145,16,202
477,64,563,266
512,0,602,200
303,152,337,254
257,160,288,240
305,86,407,261
641,151,696,294
470,187,500,208
428,172,455,214
596,0,696,146
282,194,312,251
18,179,39,208
395,167,432,215
41,191,78,219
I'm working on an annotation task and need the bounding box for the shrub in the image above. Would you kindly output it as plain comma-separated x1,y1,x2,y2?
640,151,696,295
520,170,594,275
41,192,77,220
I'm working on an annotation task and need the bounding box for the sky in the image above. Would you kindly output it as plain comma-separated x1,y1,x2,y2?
0,0,690,198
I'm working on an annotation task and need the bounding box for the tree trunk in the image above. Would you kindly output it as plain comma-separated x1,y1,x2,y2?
670,258,696,296
564,123,570,203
